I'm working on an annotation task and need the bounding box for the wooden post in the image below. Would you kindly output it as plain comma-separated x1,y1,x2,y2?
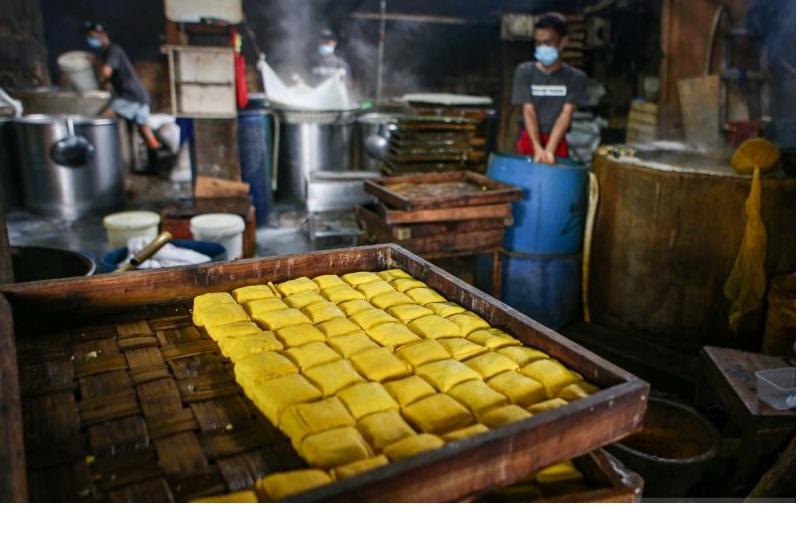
0,294,27,501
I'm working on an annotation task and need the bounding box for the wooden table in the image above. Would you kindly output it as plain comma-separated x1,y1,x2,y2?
698,346,795,487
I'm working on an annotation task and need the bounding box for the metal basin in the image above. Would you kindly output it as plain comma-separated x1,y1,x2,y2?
10,245,96,282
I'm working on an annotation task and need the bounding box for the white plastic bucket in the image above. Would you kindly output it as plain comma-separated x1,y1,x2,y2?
58,51,99,92
103,210,160,249
190,213,245,260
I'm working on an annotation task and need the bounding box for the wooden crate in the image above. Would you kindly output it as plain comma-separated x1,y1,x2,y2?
0,244,648,502
365,171,522,211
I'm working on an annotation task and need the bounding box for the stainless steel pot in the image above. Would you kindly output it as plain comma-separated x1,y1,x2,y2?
356,112,398,172
14,114,123,219
275,107,360,205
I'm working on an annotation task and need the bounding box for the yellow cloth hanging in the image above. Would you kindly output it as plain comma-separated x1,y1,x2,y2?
724,138,779,331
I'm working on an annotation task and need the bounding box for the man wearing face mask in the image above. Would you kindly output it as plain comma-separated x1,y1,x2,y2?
309,28,352,86
511,12,587,165
84,22,162,157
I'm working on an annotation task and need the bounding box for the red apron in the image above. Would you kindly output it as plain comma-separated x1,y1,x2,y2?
515,129,569,158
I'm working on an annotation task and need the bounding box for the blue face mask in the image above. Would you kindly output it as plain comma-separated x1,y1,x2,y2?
535,45,559,66
319,44,335,56
86,36,102,49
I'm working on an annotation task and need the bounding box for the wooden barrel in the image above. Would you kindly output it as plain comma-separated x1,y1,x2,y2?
589,151,795,350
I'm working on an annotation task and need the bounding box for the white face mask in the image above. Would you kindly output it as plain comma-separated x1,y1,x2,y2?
319,44,335,56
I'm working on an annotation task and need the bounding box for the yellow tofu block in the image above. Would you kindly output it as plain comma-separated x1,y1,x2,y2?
193,292,235,311
357,280,395,299
441,423,490,442
395,339,450,368
464,352,519,379
383,434,444,461
317,317,360,338
337,382,399,420
274,323,325,348
416,359,482,392
338,299,375,316
405,315,459,340
448,380,508,416
402,393,474,434
342,271,382,286
558,382,599,401
406,287,447,305
205,320,261,342
231,285,276,303
251,308,310,331
365,322,421,349
245,297,289,316
467,328,523,349
190,489,259,503
351,308,398,330
276,277,319,297
304,359,365,397
251,374,321,425
234,351,298,391
448,312,491,337
391,278,427,292
357,410,416,450
376,268,413,282
438,338,487,361
386,303,434,323
371,290,415,310
479,404,532,428
283,341,341,370
487,371,547,406
535,461,583,484
220,331,284,361
193,302,249,327
332,455,389,480
384,375,437,407
327,331,381,358
299,426,373,469
322,284,366,304
283,290,326,309
496,346,550,366
313,274,346,289
528,398,569,414
255,469,332,501
519,359,582,398
302,301,345,324
425,302,466,318
350,348,411,382
279,397,355,446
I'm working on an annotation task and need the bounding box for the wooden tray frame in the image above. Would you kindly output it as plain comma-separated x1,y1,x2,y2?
0,244,648,502
364,171,523,211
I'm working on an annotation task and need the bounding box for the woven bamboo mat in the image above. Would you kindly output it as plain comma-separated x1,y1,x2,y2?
16,301,306,502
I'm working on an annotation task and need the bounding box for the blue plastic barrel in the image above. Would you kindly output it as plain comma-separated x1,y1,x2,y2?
476,252,582,330
237,110,273,227
487,153,587,255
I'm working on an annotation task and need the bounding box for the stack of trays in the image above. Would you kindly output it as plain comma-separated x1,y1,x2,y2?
381,116,478,175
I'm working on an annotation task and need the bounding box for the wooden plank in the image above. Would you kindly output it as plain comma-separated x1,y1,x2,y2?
356,205,510,240
378,202,513,224
0,294,27,501
397,229,505,255
364,171,522,211
677,75,720,144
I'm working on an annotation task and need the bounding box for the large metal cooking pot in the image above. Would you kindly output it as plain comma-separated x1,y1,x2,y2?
274,106,360,205
356,112,398,172
13,87,111,116
14,114,123,219
10,245,96,282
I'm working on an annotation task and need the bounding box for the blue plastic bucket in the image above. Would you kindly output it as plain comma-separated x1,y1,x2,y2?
487,153,587,255
477,252,582,330
98,240,226,273
237,110,273,227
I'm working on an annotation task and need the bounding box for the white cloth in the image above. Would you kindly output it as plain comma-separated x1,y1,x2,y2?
257,55,354,110
120,236,211,269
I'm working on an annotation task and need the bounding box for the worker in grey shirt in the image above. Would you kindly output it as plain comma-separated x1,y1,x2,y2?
512,12,587,164
84,22,162,155
309,28,352,86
